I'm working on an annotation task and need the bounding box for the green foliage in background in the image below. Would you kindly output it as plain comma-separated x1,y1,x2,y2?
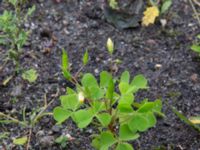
0,0,35,72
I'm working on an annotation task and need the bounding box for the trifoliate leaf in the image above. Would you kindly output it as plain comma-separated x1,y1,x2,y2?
60,94,79,111
142,6,159,26
73,109,94,128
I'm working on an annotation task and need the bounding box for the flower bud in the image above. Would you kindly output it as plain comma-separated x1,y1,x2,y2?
107,38,114,55
78,92,84,103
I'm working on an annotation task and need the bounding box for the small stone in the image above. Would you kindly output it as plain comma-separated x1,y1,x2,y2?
11,85,22,97
95,57,100,62
190,73,198,82
52,125,60,133
160,19,167,27
194,107,200,112
39,136,54,147
36,130,45,137
62,20,68,26
64,28,70,35
94,69,99,74
155,64,162,69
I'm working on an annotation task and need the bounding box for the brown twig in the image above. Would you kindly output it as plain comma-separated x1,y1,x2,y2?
26,128,32,150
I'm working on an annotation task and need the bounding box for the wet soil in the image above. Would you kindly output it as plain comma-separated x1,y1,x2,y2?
0,0,200,149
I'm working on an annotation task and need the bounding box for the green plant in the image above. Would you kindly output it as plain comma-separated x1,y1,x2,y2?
0,89,59,149
191,34,200,55
22,69,38,83
53,38,164,150
0,0,35,72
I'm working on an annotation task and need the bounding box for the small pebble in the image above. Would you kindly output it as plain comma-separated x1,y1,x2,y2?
39,136,54,147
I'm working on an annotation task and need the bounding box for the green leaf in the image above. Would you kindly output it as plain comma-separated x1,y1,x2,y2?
81,73,98,87
116,143,134,150
62,49,69,70
197,34,200,39
137,102,154,112
27,5,36,16
92,136,101,149
99,131,117,149
66,87,76,94
130,74,148,92
106,78,114,100
96,113,112,126
100,71,112,88
119,93,134,106
137,100,163,116
82,50,89,65
161,0,172,14
13,136,27,145
16,31,28,49
60,94,79,111
62,49,71,80
146,112,156,127
119,124,139,141
22,69,38,83
191,45,200,53
88,86,104,100
118,104,133,113
119,82,130,94
73,109,94,128
53,107,71,124
128,113,149,132
120,71,130,84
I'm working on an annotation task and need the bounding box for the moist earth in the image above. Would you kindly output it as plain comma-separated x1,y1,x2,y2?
0,0,200,149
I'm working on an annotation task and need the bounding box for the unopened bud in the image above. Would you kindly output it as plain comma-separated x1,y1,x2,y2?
107,38,114,55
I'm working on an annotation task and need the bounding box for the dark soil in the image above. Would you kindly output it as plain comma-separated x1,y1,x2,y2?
0,0,200,149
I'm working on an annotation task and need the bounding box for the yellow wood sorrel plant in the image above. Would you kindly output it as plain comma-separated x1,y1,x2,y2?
53,38,164,150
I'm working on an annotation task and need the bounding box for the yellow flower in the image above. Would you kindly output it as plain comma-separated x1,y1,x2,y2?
142,6,159,26
78,92,84,103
